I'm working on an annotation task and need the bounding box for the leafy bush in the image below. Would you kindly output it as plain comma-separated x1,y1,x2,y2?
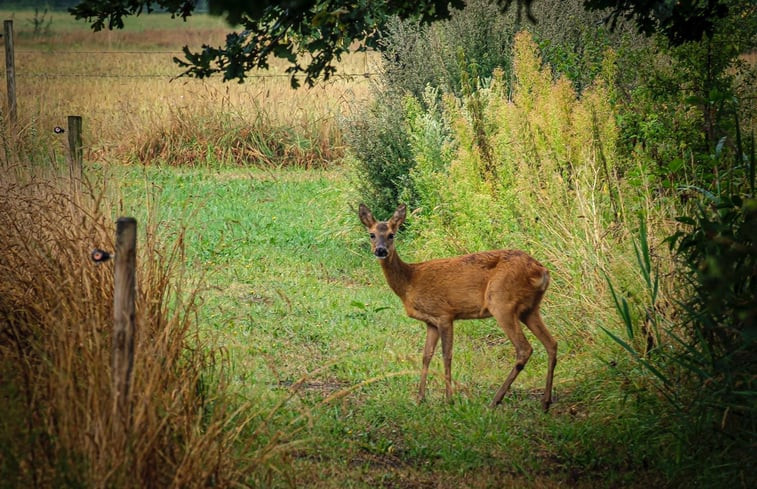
525,0,645,95
343,96,414,218
669,191,756,434
345,0,518,216
604,135,756,486
378,0,516,104
615,2,756,192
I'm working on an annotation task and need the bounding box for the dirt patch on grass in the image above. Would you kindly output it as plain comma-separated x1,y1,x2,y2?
276,378,351,397
292,454,660,489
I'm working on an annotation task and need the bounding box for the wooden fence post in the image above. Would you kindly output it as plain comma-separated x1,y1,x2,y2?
3,20,16,127
68,115,83,194
112,217,137,427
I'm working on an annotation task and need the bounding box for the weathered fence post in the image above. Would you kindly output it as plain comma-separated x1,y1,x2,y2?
68,115,83,195
112,217,137,428
3,20,16,127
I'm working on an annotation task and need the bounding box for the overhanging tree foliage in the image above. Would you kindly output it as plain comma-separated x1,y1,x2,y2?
70,0,731,87
585,0,730,45
70,0,472,87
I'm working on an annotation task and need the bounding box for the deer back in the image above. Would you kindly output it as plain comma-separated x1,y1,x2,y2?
392,250,548,323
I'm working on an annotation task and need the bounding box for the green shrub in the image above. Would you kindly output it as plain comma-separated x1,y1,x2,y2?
345,0,518,216
604,133,756,486
525,0,647,95
614,2,756,192
669,190,757,437
343,96,414,218
378,0,516,104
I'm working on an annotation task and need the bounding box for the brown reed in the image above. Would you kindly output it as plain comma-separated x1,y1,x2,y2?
0,160,297,488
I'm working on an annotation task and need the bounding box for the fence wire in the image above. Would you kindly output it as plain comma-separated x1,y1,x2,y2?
5,49,379,80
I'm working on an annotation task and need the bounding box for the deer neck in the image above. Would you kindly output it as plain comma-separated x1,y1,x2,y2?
379,251,413,299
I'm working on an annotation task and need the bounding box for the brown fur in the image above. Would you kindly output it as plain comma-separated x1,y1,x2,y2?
359,203,557,411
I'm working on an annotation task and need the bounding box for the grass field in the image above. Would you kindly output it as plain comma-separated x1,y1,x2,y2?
1,9,722,488
107,164,665,488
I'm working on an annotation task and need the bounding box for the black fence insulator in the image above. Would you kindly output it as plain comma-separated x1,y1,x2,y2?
91,248,112,263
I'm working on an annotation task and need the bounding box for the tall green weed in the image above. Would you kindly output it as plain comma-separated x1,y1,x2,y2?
399,32,647,345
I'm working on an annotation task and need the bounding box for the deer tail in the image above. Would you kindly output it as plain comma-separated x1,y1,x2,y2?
532,269,550,292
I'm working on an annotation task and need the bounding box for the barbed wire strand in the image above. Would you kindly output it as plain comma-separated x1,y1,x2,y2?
0,72,378,79
7,49,379,79
16,50,185,54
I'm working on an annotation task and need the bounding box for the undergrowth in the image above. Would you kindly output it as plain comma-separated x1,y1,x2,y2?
0,158,303,487
130,103,343,168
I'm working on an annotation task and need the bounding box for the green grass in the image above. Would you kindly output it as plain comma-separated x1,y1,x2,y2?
110,164,669,488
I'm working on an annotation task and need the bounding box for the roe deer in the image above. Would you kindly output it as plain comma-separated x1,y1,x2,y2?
358,203,557,411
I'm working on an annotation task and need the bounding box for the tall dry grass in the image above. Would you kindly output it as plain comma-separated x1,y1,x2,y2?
0,154,302,487
4,10,376,167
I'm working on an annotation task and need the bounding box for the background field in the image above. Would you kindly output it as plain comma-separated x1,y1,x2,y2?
3,8,374,167
1,6,753,489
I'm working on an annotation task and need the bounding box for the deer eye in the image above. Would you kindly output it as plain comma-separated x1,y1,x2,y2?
388,233,395,240
369,233,376,239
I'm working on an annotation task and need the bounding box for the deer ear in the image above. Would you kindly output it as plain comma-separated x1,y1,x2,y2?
390,204,406,228
358,204,376,228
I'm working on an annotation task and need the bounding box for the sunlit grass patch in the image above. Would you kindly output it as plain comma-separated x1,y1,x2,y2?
105,164,672,487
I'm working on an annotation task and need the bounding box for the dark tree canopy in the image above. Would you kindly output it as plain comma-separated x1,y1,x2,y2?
70,0,731,87
585,0,730,46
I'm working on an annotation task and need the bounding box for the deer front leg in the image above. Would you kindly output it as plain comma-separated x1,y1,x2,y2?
439,321,454,402
418,323,439,403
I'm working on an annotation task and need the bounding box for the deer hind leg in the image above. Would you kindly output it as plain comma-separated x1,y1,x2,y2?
418,322,440,403
523,308,557,412
490,307,533,408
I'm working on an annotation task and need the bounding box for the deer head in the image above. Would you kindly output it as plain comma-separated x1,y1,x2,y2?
358,204,406,259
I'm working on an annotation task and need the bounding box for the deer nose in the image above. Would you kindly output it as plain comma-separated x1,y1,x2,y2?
374,247,388,259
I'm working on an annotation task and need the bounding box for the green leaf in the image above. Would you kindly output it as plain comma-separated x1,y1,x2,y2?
600,326,639,359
